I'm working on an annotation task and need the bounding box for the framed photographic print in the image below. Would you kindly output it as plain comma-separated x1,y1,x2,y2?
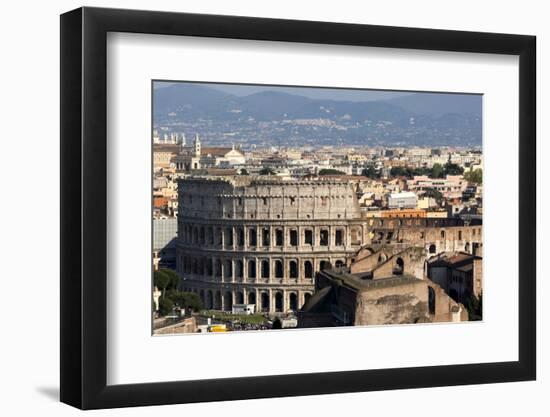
60,6,536,410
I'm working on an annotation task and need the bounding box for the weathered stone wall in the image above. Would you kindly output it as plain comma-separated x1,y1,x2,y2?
177,177,364,314
354,278,467,326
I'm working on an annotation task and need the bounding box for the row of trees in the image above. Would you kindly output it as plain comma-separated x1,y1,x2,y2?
361,162,467,180
154,269,203,316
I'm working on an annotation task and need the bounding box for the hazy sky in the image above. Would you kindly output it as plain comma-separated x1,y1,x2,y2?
154,81,414,102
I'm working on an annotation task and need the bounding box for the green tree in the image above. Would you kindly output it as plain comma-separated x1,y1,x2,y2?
158,297,174,316
423,188,444,204
464,294,482,321
170,291,203,312
464,168,483,184
361,164,380,179
154,270,170,299
318,168,346,176
443,162,464,176
430,163,445,178
158,268,180,290
239,168,249,175
390,166,408,177
259,167,276,175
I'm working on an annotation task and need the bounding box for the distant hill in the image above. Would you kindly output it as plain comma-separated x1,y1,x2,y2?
153,83,482,146
385,92,482,118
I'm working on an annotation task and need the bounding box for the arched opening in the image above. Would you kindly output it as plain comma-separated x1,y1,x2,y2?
236,292,244,304
224,291,233,311
262,228,270,246
319,229,329,246
289,260,298,278
304,293,312,304
261,260,270,278
428,286,436,315
275,229,284,246
304,261,313,278
206,259,213,277
248,260,256,279
206,290,213,310
261,292,270,312
274,260,284,278
290,229,298,246
226,228,233,246
275,292,283,312
429,244,436,254
248,292,256,305
440,230,446,239
200,227,205,244
289,293,298,311
224,260,232,281
394,257,404,275
215,259,222,278
199,290,205,306
377,253,387,263
335,260,344,268
248,228,257,246
235,260,243,279
335,229,344,246
237,228,245,246
465,242,470,253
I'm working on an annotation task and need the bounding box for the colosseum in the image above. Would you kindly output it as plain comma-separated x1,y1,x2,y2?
176,176,482,315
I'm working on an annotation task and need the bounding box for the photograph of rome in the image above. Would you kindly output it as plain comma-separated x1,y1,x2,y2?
152,81,483,335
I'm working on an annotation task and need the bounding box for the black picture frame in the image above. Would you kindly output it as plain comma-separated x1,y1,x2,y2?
60,6,536,410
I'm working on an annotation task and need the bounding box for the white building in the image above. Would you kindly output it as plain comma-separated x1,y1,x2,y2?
387,191,418,209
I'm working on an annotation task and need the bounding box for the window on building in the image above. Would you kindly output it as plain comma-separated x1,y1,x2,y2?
289,260,298,278
226,228,233,246
289,293,298,311
275,260,284,278
394,257,404,275
304,229,313,245
225,260,232,280
249,228,257,246
262,228,270,246
429,244,436,254
275,229,284,246
290,229,298,246
275,292,283,312
335,229,343,246
321,196,328,206
215,259,222,277
261,260,270,278
248,260,256,279
458,230,463,240
304,261,313,278
320,229,329,246
237,228,245,246
235,260,243,278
